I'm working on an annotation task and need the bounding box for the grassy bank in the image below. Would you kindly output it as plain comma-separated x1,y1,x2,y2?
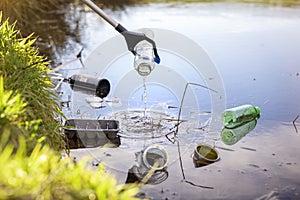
0,14,139,199
0,14,64,152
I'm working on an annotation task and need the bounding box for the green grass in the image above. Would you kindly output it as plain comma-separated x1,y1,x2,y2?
0,14,65,152
0,130,139,199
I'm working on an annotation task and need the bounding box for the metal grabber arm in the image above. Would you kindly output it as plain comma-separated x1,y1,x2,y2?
80,0,161,64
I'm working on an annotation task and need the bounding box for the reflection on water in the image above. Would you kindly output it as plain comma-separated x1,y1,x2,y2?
62,2,300,199
221,119,257,145
3,0,300,199
70,120,300,199
1,0,300,63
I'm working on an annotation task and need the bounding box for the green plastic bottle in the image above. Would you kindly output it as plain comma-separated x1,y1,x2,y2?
221,119,257,145
222,104,260,129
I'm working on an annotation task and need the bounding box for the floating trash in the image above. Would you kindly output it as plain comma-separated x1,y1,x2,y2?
66,73,111,99
193,143,219,168
125,144,168,185
64,119,120,148
138,144,168,171
222,104,260,129
126,166,168,185
221,119,257,145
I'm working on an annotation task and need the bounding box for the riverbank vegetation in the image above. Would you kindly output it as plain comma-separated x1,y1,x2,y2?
0,14,64,152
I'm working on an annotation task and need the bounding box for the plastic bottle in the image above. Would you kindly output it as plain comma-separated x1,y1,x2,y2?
133,40,155,76
221,119,257,145
66,74,110,98
222,104,260,129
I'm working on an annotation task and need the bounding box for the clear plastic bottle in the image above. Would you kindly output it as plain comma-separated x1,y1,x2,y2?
222,104,260,129
221,119,257,145
133,40,155,76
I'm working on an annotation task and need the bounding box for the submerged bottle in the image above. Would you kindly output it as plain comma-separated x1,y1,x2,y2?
66,74,110,99
222,104,260,129
133,40,155,77
221,119,257,145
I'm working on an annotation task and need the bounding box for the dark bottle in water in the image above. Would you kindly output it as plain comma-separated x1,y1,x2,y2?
66,74,110,99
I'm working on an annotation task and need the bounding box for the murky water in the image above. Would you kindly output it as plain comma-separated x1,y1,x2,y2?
47,1,300,199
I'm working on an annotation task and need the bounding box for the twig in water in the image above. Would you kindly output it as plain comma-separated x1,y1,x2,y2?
176,139,214,190
193,124,209,131
165,131,176,144
50,47,85,72
215,146,235,152
77,47,85,68
240,147,256,152
292,115,299,133
175,82,218,137
177,140,185,180
184,180,214,189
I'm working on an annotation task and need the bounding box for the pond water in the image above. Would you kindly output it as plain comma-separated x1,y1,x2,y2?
51,1,300,199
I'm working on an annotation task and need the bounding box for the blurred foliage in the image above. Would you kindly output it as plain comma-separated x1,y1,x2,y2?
0,76,40,151
0,14,65,153
0,0,77,63
0,0,71,32
0,75,139,199
0,134,139,199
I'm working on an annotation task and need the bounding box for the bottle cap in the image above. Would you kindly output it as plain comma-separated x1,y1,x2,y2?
255,106,261,116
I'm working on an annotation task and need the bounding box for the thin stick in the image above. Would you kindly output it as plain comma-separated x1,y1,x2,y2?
176,139,214,189
50,48,85,72
175,82,217,137
177,140,185,180
184,180,214,189
293,115,299,133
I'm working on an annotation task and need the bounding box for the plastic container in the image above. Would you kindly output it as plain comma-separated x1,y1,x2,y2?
221,119,257,145
64,119,120,148
222,104,260,128
135,144,168,174
193,144,219,168
133,40,155,76
131,144,168,184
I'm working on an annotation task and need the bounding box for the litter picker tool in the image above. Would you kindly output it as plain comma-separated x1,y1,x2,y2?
81,0,161,65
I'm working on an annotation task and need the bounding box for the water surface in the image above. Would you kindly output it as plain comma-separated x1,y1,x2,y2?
57,2,300,199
